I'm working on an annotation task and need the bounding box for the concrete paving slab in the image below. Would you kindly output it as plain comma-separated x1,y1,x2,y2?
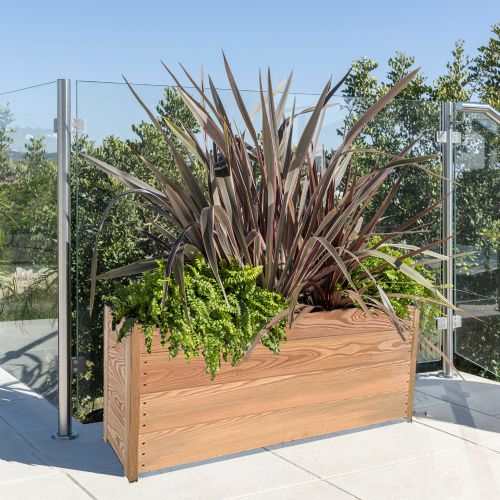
235,480,356,499
328,444,500,500
64,450,318,500
0,416,13,438
0,472,91,499
0,395,58,435
25,431,122,471
1,366,500,499
480,438,500,453
0,378,43,402
267,420,468,478
413,390,450,411
415,401,500,445
0,433,55,485
456,371,500,385
416,373,500,416
0,365,43,402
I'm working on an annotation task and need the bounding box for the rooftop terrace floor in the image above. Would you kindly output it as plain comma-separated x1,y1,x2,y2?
1,367,499,499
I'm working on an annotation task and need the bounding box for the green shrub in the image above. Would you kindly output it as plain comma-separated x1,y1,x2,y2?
106,255,287,377
353,237,441,330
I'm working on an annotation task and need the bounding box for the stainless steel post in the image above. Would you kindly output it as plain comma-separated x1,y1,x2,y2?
53,79,78,439
441,102,455,377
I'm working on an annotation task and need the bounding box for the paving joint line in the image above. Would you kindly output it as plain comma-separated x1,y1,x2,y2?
480,443,500,455
63,471,98,499
413,419,499,452
322,478,362,499
322,432,472,481
227,478,335,500
263,446,361,499
262,446,323,480
263,419,476,485
414,389,500,419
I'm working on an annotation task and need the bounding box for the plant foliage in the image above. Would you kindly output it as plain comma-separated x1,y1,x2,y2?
355,237,441,325
87,57,453,340
106,255,287,377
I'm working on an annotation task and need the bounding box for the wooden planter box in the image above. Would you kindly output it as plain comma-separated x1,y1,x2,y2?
103,306,419,481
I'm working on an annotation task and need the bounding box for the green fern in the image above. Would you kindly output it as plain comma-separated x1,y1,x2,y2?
106,255,287,378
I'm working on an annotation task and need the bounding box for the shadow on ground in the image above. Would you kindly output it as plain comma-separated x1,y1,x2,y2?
0,319,58,404
416,374,500,434
0,371,122,477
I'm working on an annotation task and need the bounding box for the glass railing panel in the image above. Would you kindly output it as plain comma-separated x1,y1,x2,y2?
0,82,58,404
455,108,499,375
73,80,445,417
73,81,167,419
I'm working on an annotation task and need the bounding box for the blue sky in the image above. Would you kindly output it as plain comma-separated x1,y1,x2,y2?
1,0,497,92
1,0,497,153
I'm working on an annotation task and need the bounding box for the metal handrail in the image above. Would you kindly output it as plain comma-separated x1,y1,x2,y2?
455,102,500,125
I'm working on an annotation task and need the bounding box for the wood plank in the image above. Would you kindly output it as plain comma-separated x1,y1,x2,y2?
407,308,420,422
107,381,126,429
282,308,402,340
106,341,126,424
140,330,412,394
138,390,407,472
139,361,410,433
106,396,126,464
124,325,140,483
138,308,406,354
104,313,127,461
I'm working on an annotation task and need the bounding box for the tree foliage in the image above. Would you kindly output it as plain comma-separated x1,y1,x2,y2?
471,23,500,109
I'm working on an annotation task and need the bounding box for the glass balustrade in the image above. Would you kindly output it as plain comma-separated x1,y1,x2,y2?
454,106,499,376
0,82,58,404
0,78,497,426
72,79,443,417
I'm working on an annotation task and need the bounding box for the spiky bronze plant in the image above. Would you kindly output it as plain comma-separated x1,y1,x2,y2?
87,56,453,338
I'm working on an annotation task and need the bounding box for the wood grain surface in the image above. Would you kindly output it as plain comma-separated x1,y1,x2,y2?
103,306,127,464
139,361,410,433
139,330,410,394
124,324,140,482
139,308,401,354
138,390,407,473
406,308,420,422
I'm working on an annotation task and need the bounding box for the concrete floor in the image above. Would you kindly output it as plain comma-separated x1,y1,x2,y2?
0,367,499,500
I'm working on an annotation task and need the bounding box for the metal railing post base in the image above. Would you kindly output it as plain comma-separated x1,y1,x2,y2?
52,432,79,440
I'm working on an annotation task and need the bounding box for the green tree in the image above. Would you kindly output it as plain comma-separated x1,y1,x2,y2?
471,23,500,110
0,104,14,178
337,28,499,368
340,52,440,246
433,40,472,102
0,136,57,265
0,136,58,320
